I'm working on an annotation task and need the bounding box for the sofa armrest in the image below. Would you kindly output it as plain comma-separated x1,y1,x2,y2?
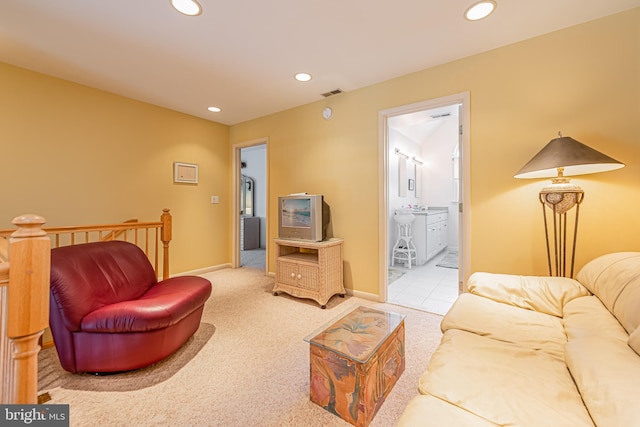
468,272,590,317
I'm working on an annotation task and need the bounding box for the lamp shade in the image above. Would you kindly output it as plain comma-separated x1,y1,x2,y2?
514,136,625,179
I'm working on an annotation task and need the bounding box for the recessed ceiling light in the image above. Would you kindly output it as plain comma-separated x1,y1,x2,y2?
464,1,496,21
207,106,221,113
171,0,202,16
294,73,312,82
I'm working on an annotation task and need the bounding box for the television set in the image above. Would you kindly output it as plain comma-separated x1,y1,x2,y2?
278,194,330,241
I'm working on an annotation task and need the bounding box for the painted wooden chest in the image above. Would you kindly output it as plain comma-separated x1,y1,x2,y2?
306,306,405,426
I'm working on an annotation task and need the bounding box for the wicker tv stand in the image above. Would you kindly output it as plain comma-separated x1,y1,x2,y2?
273,238,345,308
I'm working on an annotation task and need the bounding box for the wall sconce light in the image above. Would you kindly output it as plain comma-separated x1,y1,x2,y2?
395,148,409,159
514,132,624,277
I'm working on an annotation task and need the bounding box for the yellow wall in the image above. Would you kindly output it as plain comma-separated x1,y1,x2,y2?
0,64,231,274
1,9,638,295
231,9,640,294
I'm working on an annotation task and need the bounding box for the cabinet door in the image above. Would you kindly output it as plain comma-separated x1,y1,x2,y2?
297,264,319,290
412,215,427,265
426,225,438,260
439,220,448,249
277,261,299,286
276,260,319,291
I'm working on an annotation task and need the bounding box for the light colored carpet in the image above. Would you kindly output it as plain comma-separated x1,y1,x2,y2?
38,268,443,426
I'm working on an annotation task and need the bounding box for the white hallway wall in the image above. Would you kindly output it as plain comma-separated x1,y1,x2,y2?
241,145,267,248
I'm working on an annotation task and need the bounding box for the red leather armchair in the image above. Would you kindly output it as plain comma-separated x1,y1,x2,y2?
49,240,212,373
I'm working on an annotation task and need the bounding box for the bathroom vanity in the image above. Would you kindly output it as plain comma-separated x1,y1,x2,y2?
412,208,448,265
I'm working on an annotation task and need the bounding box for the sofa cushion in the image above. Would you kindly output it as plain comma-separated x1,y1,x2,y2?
576,252,640,335
563,295,629,342
628,327,640,356
468,272,590,317
565,335,640,427
50,241,158,331
441,293,566,361
81,276,212,333
419,329,594,427
397,395,498,427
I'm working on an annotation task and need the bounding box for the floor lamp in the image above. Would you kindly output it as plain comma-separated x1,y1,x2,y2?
515,133,625,277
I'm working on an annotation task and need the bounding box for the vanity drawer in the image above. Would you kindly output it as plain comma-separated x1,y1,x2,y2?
427,212,447,225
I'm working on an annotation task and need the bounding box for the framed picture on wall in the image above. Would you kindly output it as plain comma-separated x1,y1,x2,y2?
408,179,415,191
174,162,198,184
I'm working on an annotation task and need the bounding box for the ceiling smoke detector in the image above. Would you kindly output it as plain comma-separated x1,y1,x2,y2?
321,89,343,98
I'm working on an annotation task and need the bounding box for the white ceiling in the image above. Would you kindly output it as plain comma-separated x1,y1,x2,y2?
1,1,638,125
389,105,458,144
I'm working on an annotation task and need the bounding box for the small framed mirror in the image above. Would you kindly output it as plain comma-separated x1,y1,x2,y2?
240,175,254,216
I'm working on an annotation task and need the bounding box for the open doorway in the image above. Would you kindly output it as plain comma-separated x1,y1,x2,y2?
378,93,470,315
233,139,268,271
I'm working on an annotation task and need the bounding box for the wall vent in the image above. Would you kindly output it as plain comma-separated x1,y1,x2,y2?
321,89,343,98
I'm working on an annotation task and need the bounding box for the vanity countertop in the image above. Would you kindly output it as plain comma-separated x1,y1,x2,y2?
412,207,448,215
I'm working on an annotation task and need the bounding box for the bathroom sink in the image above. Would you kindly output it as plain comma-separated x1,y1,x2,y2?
393,211,415,224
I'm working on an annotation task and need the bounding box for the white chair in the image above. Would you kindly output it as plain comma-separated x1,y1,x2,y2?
391,212,417,269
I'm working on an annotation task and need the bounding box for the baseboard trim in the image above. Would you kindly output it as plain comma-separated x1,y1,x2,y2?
176,263,232,277
348,289,381,302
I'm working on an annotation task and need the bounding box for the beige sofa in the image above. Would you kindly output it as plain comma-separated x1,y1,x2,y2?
398,252,640,427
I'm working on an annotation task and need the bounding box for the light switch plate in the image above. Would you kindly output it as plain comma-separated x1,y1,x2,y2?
211,196,219,204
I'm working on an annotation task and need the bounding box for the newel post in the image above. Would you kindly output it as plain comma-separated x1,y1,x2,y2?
161,209,172,279
5,214,50,404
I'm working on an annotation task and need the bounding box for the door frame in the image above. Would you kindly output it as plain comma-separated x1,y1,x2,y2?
232,137,269,269
378,92,471,301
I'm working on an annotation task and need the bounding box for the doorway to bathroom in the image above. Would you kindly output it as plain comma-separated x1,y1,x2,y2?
233,139,268,271
378,93,470,315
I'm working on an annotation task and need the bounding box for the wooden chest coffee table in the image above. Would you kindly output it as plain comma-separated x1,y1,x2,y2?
305,306,405,426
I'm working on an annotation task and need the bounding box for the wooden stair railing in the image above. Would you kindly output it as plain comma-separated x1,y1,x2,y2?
0,208,172,280
100,218,139,242
0,214,50,404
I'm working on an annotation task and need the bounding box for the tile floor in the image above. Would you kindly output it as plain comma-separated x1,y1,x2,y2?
387,250,460,316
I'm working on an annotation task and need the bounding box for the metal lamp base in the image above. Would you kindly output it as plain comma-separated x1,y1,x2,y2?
539,184,584,277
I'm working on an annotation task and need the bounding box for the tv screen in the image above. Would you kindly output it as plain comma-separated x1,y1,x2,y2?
281,199,311,229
